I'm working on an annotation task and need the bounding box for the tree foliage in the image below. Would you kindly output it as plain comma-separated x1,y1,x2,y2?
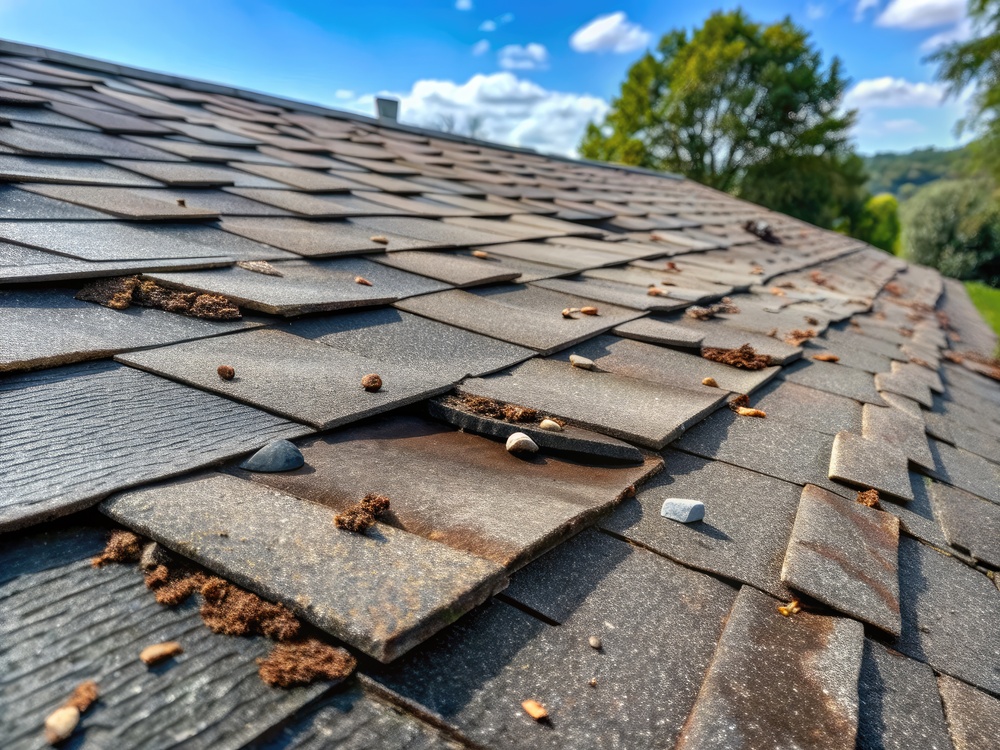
853,193,902,253
580,10,865,229
902,178,1000,283
863,145,977,199
932,0,1000,179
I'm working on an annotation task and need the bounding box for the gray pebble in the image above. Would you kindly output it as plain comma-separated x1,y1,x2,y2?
239,438,305,472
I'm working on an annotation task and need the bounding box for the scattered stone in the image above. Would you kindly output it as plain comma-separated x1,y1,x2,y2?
580,306,599,316
702,377,719,388
856,489,880,508
334,493,391,533
369,235,389,244
506,432,538,454
354,276,372,286
236,260,283,277
139,541,171,571
361,373,383,392
471,250,489,259
588,635,602,649
92,530,143,567
702,344,771,370
140,641,184,666
44,706,80,745
217,364,235,381
813,353,840,362
660,498,705,523
257,638,356,688
239,438,305,472
538,418,563,432
569,354,595,370
588,677,598,687
521,699,548,721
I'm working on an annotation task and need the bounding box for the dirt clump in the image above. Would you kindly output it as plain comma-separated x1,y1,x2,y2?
200,578,300,641
686,298,741,321
703,344,771,370
257,638,356,688
856,489,880,508
784,329,816,346
76,276,139,309
456,393,539,423
334,493,391,533
65,681,99,713
144,563,213,606
92,530,144,567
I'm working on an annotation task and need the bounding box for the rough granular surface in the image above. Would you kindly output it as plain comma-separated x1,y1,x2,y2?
257,638,357,688
856,489,880,508
76,276,241,320
76,276,139,310
704,344,772,370
455,393,539,423
334,493,391,533
91,530,143,567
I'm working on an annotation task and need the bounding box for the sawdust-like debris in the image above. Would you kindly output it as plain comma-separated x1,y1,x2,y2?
257,638,356,688
856,489,880,508
784,329,816,346
454,393,539,423
76,276,139,310
65,681,99,713
334,493,391,533
92,530,144,567
703,344,771,370
200,578,300,641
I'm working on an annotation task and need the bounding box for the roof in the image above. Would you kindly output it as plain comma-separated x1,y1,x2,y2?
1,37,999,750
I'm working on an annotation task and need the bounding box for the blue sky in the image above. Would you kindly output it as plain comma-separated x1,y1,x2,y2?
0,0,974,156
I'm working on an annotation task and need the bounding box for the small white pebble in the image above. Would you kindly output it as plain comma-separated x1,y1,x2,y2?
44,706,80,745
588,635,602,649
569,354,595,370
660,498,705,523
506,432,538,454
539,419,563,432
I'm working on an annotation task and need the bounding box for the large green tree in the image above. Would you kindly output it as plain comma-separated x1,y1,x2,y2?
933,0,1000,179
580,10,866,229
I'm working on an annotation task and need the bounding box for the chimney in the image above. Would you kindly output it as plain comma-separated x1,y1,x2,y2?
375,97,399,124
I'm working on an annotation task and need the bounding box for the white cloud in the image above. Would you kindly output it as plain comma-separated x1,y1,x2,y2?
920,16,973,51
334,89,355,99
498,12,514,24
479,19,496,31
348,73,609,157
455,0,472,10
471,39,490,56
844,77,947,109
882,118,926,133
498,43,549,71
875,0,966,29
806,3,827,20
570,12,652,54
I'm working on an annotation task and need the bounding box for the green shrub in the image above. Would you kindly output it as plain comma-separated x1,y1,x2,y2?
853,193,901,253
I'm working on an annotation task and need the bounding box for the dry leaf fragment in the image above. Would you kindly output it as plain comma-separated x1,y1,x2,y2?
354,276,372,286
856,489,880,508
580,306,599,316
140,641,184,666
561,307,579,319
369,235,389,244
471,250,489,259
812,353,840,362
702,377,719,388
522,699,548,721
735,406,767,418
777,599,801,617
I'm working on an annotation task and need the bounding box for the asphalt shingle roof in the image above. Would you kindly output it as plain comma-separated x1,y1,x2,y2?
1,38,999,750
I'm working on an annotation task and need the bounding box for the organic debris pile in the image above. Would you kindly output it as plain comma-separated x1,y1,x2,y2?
334,493,391,533
743,219,782,245
258,638,357,688
91,530,143,567
686,298,741,321
703,344,771,370
455,393,540,424
856,489,880,508
76,275,240,320
784,329,816,346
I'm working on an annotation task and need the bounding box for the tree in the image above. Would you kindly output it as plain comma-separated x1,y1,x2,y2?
853,194,902,254
580,10,866,229
901,178,1000,284
932,0,1000,179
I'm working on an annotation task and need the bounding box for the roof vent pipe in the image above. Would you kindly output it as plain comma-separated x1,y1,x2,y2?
375,97,399,124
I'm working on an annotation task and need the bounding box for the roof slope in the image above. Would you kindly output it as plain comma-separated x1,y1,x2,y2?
1,39,999,750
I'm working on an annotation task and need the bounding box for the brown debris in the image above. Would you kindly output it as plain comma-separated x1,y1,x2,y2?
237,260,283,277
735,406,767,418
144,564,212,606
647,287,667,297
784,329,816,346
664,261,680,272
140,641,184,666
76,276,140,310
743,219,781,244
257,638,356,688
471,250,489,259
521,699,549,721
804,316,819,325
703,344,771,370
686,298,740,320
354,276,372,286
728,394,751,411
200,578,300,641
856,489,881,509
701,377,719,388
777,598,802,617
883,281,904,297
580,306,599,316
217,364,236,381
809,270,838,290
361,373,382,392
369,235,389,245
812,353,840,362
92,530,144,567
750,266,764,275
456,393,539,423
65,681,99,713
561,307,580,319
768,287,786,296
334,493,391,533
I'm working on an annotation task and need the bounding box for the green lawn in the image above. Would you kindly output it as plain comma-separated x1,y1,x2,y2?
964,281,1000,338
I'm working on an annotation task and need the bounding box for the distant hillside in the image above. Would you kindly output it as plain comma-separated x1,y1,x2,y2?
863,145,975,200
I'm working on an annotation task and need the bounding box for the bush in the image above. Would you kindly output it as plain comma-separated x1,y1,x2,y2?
854,193,901,253
901,178,1000,284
